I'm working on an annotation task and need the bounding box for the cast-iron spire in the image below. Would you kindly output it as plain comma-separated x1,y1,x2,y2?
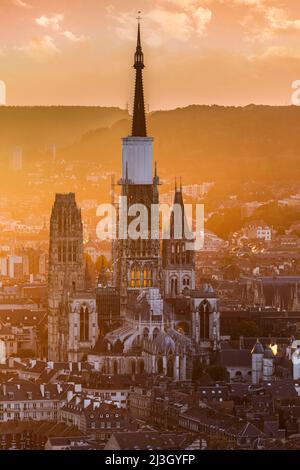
132,16,147,137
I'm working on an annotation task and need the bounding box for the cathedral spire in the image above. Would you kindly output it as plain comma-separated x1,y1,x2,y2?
132,16,147,137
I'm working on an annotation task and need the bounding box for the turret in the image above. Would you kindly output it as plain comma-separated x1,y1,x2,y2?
251,339,264,384
263,345,275,381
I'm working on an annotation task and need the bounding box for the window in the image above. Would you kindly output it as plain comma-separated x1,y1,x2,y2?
171,277,178,296
80,304,89,341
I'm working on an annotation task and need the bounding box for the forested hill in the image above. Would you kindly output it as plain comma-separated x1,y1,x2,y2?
1,104,300,183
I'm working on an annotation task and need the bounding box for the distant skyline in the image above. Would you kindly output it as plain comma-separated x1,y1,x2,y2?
0,0,300,107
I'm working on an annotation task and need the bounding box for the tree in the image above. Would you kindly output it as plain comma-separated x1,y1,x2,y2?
231,320,260,339
206,365,229,382
192,358,205,382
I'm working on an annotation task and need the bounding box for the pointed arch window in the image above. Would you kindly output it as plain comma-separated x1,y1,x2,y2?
143,266,153,287
80,304,89,341
130,265,142,288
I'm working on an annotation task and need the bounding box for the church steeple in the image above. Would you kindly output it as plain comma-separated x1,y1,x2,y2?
132,17,147,137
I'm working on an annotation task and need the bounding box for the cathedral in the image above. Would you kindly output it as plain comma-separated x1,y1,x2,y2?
47,22,221,379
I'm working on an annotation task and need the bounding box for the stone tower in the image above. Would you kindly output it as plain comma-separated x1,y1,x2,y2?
251,339,264,384
263,345,275,381
162,181,195,298
113,21,162,317
48,193,85,361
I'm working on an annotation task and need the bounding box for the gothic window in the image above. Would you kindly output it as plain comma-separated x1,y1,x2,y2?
183,277,190,287
157,357,163,374
80,304,89,341
171,243,175,264
130,265,147,288
167,353,174,378
73,242,78,262
199,300,211,340
130,268,135,287
143,266,153,287
136,269,141,287
171,277,178,296
182,243,186,263
176,243,180,264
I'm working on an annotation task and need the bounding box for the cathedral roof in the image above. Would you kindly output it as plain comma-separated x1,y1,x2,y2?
153,328,191,354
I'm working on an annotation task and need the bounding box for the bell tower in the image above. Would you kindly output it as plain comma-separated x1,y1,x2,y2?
48,193,85,361
162,180,195,298
113,19,162,316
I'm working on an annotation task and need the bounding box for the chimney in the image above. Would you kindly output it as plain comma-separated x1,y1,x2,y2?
69,362,73,372
78,362,82,372
3,384,6,396
40,384,45,397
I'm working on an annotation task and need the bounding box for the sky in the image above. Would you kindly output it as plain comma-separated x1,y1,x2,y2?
0,0,300,108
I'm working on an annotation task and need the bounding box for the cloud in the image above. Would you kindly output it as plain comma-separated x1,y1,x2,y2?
235,1,300,42
16,35,60,59
36,14,64,32
255,46,300,60
264,7,300,32
158,0,213,8
12,0,32,9
194,7,212,36
146,9,194,41
61,31,90,43
107,2,212,45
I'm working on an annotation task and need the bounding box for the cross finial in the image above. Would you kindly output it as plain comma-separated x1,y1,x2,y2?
137,10,142,22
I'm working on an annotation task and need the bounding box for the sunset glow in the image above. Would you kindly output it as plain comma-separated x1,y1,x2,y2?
1,0,300,107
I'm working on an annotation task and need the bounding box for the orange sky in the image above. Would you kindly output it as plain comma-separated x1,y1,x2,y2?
0,0,300,107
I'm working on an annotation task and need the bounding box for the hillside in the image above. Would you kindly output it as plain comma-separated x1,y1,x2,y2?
45,105,300,183
1,104,300,186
